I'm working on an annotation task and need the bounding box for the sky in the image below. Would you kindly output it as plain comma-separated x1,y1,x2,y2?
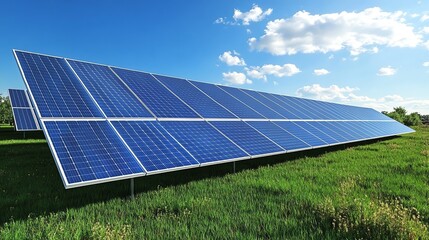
0,0,428,114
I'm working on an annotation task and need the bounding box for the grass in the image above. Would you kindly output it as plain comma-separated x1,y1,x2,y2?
0,124,428,239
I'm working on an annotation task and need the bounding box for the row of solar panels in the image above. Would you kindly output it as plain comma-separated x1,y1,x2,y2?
44,120,410,187
8,89,40,131
13,50,414,188
15,50,390,121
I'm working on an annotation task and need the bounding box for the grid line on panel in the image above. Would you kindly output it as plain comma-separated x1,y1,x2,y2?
9,89,30,108
153,74,237,119
293,121,339,144
210,121,285,156
14,51,103,118
12,108,38,130
44,121,145,186
159,121,249,164
111,68,200,118
258,92,313,120
66,60,153,118
112,121,200,172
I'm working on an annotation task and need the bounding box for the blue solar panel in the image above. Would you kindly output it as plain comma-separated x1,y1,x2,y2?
159,121,248,164
274,121,328,147
13,108,38,131
324,121,361,141
9,89,30,108
111,121,199,172
14,51,103,118
307,122,349,142
259,93,312,119
293,121,339,144
210,121,284,155
44,121,144,187
218,86,284,119
240,89,299,119
67,60,153,118
246,121,311,151
111,68,199,118
154,75,236,118
190,81,264,119
274,96,322,119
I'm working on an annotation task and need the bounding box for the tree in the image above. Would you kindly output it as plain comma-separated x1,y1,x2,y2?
0,96,13,125
404,112,422,126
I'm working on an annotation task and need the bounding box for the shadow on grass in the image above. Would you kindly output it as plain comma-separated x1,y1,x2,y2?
0,126,398,226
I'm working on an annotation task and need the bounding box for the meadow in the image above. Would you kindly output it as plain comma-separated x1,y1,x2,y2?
0,124,428,239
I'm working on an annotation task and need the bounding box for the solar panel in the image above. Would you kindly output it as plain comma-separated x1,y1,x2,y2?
111,68,199,118
210,121,285,156
44,121,145,187
13,49,415,189
189,81,264,119
14,51,103,118
246,121,311,151
154,75,236,118
66,60,153,118
8,89,40,131
111,120,199,172
159,121,249,164
218,85,284,119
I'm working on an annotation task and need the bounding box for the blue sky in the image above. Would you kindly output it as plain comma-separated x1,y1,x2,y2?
1,0,428,114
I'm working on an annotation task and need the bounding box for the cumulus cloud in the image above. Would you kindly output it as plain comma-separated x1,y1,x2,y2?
222,72,252,85
246,64,301,80
377,66,397,76
215,4,272,25
233,4,273,25
296,84,429,114
423,61,429,67
219,51,246,66
249,7,422,56
313,68,330,76
421,14,429,21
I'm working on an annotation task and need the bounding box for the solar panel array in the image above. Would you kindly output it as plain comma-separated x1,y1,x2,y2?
8,89,40,131
14,50,415,188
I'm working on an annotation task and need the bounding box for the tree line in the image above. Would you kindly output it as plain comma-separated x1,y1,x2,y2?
0,95,13,125
382,106,427,126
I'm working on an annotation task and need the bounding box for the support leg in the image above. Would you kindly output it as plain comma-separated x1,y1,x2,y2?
233,161,236,173
130,178,135,199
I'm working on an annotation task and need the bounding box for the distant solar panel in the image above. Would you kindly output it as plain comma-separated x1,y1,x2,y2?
13,49,415,189
8,89,40,131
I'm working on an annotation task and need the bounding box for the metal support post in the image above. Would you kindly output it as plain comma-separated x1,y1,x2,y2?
130,178,135,199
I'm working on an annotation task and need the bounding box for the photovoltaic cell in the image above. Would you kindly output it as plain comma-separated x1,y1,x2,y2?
210,121,284,155
154,75,236,118
246,121,311,151
160,121,248,164
293,121,339,144
111,68,199,118
111,121,199,172
44,121,144,186
12,108,38,131
9,89,30,108
14,51,103,118
67,60,153,118
190,81,264,119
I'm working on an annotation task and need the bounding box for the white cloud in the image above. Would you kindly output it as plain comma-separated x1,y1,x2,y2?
249,7,422,56
218,51,246,66
222,72,252,85
410,13,420,18
423,61,429,67
313,68,330,76
246,64,301,80
377,66,397,76
214,18,225,24
296,84,429,114
233,4,273,25
421,27,429,34
421,14,429,21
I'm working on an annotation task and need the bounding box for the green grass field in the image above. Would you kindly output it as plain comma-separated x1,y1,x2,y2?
0,124,428,239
